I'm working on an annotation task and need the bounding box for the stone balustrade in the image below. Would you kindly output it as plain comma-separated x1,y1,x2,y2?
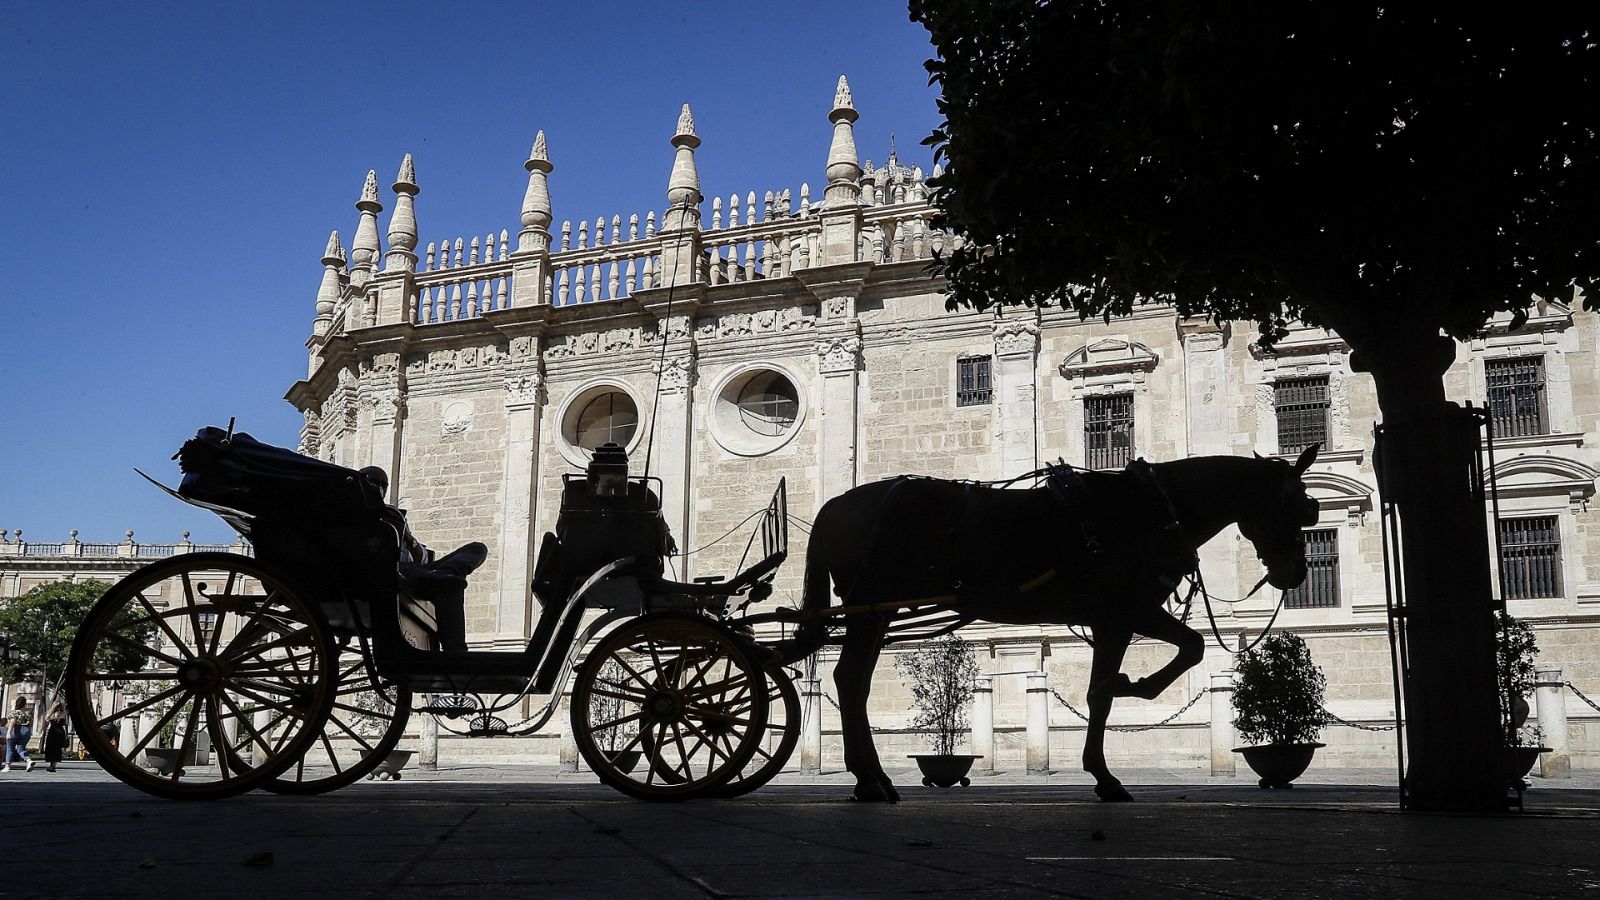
0,529,248,559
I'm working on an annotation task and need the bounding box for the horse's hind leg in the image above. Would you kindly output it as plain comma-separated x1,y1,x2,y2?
835,613,898,802
1084,626,1135,802
1123,607,1205,701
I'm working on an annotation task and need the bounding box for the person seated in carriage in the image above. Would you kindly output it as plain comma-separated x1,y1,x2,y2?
357,466,487,652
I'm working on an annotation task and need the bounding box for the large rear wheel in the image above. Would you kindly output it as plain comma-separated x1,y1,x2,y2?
711,665,801,798
571,614,768,801
67,553,336,800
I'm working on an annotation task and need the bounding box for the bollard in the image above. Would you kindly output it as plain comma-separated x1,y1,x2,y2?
419,701,439,771
251,708,272,766
1026,672,1050,775
1210,671,1236,776
972,676,994,774
1535,667,1569,778
800,676,823,775
558,689,579,773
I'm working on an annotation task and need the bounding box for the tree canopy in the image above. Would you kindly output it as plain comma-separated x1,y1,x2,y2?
0,580,140,689
912,1,1599,350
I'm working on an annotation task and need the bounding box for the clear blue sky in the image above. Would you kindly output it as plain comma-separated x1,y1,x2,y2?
0,2,942,544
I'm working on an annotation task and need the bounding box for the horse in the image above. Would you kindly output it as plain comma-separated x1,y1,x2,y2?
776,445,1321,802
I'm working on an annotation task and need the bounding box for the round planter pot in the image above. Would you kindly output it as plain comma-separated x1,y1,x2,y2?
608,750,643,775
1502,746,1550,787
1233,743,1323,789
909,754,982,788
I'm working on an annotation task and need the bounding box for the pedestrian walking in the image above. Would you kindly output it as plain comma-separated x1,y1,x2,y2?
3,696,35,772
43,702,69,773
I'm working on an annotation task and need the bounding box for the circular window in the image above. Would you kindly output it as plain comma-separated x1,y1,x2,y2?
710,365,807,457
574,391,638,450
737,372,799,437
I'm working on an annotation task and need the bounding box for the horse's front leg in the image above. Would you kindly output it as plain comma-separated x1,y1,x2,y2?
835,613,897,802
1123,607,1205,701
1084,626,1134,802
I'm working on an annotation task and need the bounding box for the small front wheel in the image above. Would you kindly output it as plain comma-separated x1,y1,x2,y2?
571,613,768,801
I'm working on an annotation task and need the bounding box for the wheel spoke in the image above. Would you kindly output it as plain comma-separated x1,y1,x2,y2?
135,591,196,661
100,630,187,669
126,690,194,759
97,684,189,726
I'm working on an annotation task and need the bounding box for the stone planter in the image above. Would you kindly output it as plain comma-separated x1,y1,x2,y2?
909,754,982,788
367,749,414,781
1234,742,1323,789
1502,746,1551,787
142,747,195,778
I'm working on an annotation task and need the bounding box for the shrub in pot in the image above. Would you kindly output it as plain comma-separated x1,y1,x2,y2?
1496,611,1549,788
894,634,981,787
1231,632,1332,789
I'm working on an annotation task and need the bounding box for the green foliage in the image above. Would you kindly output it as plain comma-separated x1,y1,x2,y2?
1232,632,1331,746
0,580,149,688
1495,611,1541,747
591,658,641,753
912,1,1600,349
894,635,979,755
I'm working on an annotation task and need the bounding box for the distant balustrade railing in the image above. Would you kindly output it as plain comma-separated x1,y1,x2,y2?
0,537,250,560
80,543,121,556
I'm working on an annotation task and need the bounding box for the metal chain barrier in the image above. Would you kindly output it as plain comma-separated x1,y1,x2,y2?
1048,686,1207,732
1567,681,1600,714
1321,709,1397,732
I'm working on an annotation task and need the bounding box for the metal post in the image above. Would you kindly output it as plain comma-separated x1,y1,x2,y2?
1535,667,1569,778
971,675,994,774
1210,671,1236,776
800,676,823,775
1025,672,1050,775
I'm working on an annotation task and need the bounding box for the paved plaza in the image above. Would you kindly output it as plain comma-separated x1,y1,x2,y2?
3,763,1598,899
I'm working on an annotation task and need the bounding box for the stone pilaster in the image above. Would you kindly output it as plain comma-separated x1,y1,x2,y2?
495,350,544,646
993,316,1040,478
650,337,697,574
359,350,405,491
815,329,862,505
1180,316,1240,600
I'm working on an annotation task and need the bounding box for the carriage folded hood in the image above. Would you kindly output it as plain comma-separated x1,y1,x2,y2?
175,426,383,524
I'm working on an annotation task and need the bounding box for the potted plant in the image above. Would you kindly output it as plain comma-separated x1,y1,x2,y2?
1231,632,1332,789
589,659,641,775
1496,611,1550,788
894,634,981,787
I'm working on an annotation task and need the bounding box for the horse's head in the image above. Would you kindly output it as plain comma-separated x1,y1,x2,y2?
1237,444,1321,590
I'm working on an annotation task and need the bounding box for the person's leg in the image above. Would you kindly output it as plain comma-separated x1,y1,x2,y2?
431,542,488,579
435,587,468,653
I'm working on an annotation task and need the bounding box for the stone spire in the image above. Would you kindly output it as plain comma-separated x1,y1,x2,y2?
313,230,346,336
385,154,419,272
824,75,862,208
349,170,383,289
663,104,702,232
518,131,553,253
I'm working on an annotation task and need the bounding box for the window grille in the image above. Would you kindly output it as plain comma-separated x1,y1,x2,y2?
957,356,992,407
1284,528,1339,609
1498,515,1562,600
574,392,638,450
1486,357,1548,438
1275,375,1330,455
1085,393,1134,470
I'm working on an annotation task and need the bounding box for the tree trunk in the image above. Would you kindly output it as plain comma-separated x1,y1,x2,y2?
1362,340,1504,812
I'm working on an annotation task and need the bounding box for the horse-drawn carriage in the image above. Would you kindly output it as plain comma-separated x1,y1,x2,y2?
66,424,798,801
69,420,1320,804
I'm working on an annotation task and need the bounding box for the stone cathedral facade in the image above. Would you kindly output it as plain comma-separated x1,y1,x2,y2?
280,77,1598,773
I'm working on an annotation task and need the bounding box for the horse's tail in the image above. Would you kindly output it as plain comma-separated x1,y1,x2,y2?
772,504,836,665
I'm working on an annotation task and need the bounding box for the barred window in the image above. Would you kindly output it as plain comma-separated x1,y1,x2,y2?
1486,357,1548,438
1085,393,1134,470
957,356,992,407
1284,528,1339,609
1498,516,1562,600
1275,376,1330,455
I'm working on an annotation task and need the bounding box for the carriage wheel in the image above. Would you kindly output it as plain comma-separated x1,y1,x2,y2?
571,613,768,801
66,553,336,800
255,637,413,795
710,665,801,798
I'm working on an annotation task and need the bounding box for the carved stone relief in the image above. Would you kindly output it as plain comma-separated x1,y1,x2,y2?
993,320,1040,357
815,334,862,374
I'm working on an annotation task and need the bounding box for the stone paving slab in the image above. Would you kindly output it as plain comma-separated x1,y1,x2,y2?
3,762,1598,898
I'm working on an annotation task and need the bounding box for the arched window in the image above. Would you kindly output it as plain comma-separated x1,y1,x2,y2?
574,391,638,450
736,372,799,437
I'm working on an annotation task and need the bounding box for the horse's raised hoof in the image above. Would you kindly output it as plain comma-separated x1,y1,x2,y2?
1094,783,1135,802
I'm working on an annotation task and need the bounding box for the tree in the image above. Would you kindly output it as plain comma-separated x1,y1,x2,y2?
911,0,1599,811
0,580,144,717
895,635,979,756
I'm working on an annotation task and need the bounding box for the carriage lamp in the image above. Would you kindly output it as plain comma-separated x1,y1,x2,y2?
588,442,630,497
1,643,19,665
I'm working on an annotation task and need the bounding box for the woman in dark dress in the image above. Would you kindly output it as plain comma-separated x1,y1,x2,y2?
42,701,69,773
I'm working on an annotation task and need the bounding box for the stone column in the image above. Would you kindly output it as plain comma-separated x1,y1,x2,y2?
1179,319,1240,598
361,351,406,481
650,342,696,577
971,675,994,774
800,675,823,775
1026,671,1050,775
1535,667,1569,778
993,318,1041,479
815,333,862,505
495,360,543,646
419,706,438,770
559,688,579,773
1210,671,1236,776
